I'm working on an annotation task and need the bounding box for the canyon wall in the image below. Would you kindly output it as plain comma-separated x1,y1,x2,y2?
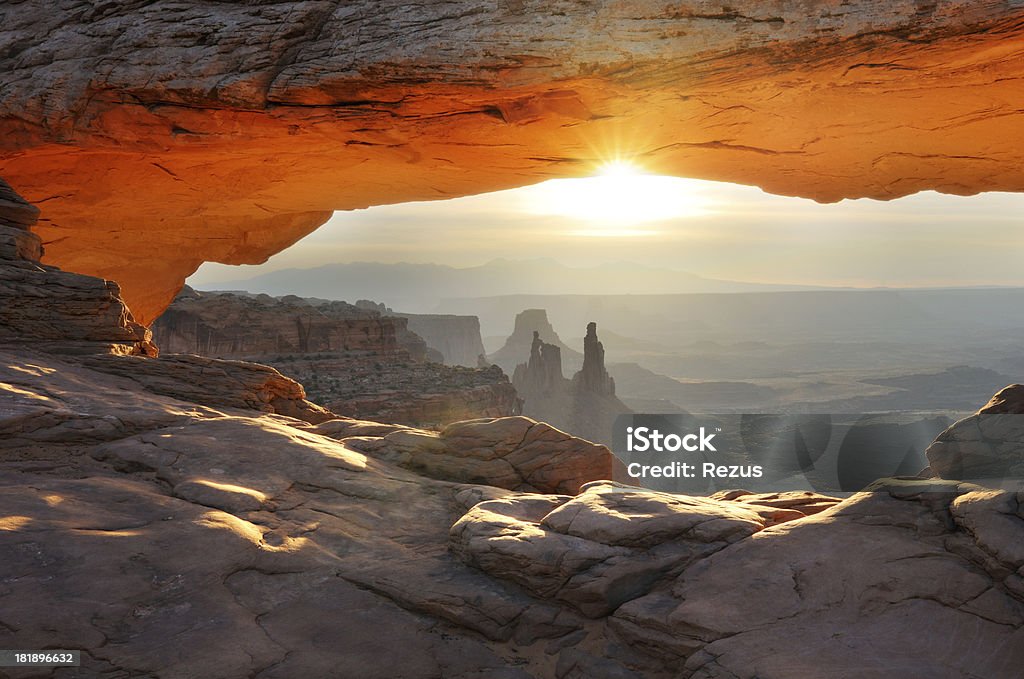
152,289,521,428
156,288,403,358
399,313,487,367
1,2,1022,321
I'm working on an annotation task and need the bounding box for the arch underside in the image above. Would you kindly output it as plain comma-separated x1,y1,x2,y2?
1,1,1022,322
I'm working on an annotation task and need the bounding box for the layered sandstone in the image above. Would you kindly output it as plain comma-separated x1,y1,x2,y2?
399,313,488,368
307,360,521,427
155,287,406,358
0,179,328,423
2,2,1023,321
0,177,155,357
152,289,521,428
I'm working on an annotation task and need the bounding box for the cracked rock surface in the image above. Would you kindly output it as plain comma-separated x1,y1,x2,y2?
3,347,1024,678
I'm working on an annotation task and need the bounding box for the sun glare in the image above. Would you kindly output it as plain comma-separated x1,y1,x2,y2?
523,160,709,233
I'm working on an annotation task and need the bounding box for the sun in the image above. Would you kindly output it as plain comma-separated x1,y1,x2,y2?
598,159,643,179
523,160,709,233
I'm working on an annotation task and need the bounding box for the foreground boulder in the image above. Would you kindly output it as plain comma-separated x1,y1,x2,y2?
927,384,1024,481
451,481,765,617
342,416,614,494
612,478,1024,679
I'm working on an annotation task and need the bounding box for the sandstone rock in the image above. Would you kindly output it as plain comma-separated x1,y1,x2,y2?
514,330,567,394
0,187,321,427
315,362,521,428
345,416,613,494
2,5,1024,320
3,346,1024,677
0,349,206,450
152,289,521,428
304,416,410,440
710,489,844,523
574,322,615,396
612,478,1024,678
927,384,1024,481
975,384,1024,415
77,353,333,424
0,224,41,261
0,262,155,355
399,313,487,367
493,309,581,376
0,405,557,677
451,481,765,617
1,348,609,673
154,288,406,357
0,179,156,357
0,177,40,228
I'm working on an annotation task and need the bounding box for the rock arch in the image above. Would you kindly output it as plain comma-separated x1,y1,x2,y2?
1,1,1022,322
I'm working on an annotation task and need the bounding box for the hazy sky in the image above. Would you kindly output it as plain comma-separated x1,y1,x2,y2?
191,168,1024,289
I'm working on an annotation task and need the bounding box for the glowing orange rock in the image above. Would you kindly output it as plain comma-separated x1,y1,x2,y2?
1,2,1022,322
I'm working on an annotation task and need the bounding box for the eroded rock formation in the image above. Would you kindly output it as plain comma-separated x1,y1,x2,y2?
0,179,328,424
152,288,521,428
0,177,156,357
3,347,1023,678
155,287,408,358
574,322,616,396
340,416,613,495
4,2,1022,320
513,321,631,445
493,309,582,376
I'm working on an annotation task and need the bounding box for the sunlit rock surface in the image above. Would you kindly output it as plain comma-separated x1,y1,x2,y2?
927,383,1024,480
3,349,1024,677
0,177,156,356
342,415,613,495
1,1,1023,321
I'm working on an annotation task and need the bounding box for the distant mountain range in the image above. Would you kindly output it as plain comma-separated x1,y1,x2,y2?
195,258,831,312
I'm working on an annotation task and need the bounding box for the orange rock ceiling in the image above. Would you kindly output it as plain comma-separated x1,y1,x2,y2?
1,2,1022,324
